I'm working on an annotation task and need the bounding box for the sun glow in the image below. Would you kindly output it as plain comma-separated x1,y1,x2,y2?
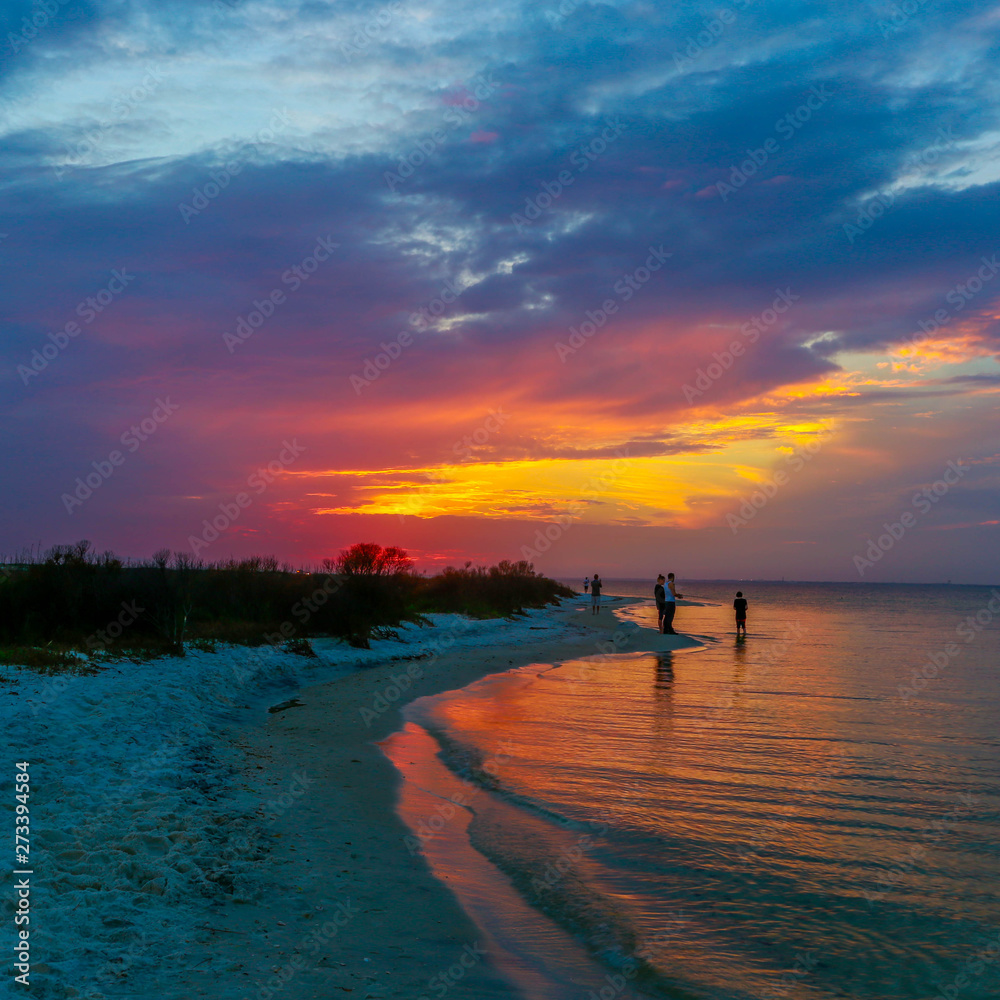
300,414,839,528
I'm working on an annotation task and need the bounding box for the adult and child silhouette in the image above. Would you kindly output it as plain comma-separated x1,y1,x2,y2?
586,574,750,634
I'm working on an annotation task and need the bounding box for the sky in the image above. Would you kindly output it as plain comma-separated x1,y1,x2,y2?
1,0,999,583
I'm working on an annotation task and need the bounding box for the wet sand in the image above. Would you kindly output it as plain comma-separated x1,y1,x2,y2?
169,597,703,999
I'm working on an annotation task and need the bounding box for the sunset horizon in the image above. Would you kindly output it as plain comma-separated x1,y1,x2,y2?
8,4,1000,997
4,3,1000,580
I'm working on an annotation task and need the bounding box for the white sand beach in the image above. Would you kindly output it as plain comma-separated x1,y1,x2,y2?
10,594,702,1000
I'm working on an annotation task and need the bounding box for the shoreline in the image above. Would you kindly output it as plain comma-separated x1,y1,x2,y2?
155,596,704,999
17,580,999,1000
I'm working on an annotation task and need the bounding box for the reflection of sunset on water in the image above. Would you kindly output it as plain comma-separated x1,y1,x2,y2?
386,583,1000,999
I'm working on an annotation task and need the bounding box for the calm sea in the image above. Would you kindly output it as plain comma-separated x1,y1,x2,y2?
382,582,1000,1000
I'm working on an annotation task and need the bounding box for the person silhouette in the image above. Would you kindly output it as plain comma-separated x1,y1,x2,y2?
662,573,683,634
734,591,748,635
654,574,667,632
590,574,602,614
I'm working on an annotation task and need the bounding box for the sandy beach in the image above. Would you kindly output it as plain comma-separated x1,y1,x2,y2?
158,596,703,1000
15,583,1000,1000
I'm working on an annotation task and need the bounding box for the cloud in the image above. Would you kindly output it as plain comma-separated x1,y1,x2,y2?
1,0,999,579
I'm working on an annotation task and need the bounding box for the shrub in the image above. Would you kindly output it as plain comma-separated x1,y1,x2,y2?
0,541,569,664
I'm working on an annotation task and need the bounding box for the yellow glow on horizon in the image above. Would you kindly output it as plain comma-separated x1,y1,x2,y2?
291,339,999,530
303,412,838,527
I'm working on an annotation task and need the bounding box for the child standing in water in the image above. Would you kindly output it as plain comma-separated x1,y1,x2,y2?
734,591,748,635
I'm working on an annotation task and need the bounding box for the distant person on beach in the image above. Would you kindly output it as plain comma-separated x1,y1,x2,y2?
584,577,590,594
734,591,748,635
662,573,683,634
591,574,602,614
654,574,667,632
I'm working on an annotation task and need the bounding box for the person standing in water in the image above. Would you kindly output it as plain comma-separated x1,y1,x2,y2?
584,577,590,594
654,574,667,632
590,574,602,614
734,591,748,635
661,572,683,634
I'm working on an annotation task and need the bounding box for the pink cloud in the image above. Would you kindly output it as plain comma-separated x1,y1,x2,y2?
442,88,474,107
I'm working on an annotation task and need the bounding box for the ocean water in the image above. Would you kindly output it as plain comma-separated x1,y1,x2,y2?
383,582,1000,1000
